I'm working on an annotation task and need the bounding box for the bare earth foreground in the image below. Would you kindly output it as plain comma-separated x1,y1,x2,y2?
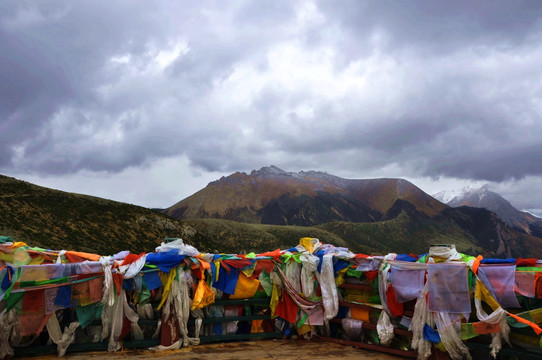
17,340,406,360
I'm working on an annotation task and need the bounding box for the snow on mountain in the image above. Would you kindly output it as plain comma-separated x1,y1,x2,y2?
432,186,475,204
526,209,542,218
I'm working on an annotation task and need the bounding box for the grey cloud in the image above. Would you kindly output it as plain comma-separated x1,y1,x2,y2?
1,0,542,205
316,0,542,56
492,177,542,211
0,0,305,174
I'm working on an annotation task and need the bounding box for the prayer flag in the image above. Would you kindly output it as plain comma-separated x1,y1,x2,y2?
427,264,471,314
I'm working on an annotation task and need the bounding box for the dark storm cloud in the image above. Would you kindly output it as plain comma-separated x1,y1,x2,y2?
1,0,542,200
0,1,158,169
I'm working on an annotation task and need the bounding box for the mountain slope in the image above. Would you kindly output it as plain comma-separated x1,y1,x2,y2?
434,185,542,237
181,218,358,254
309,173,447,217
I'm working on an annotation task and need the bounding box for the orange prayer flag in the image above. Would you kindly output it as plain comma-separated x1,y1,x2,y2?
230,272,260,299
257,249,282,260
507,312,542,335
472,255,483,275
350,307,370,322
88,277,104,304
251,319,264,333
120,253,146,266
198,258,211,270
472,321,500,335
72,281,91,306
64,251,101,262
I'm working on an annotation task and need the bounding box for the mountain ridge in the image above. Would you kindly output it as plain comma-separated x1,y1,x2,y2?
164,166,447,223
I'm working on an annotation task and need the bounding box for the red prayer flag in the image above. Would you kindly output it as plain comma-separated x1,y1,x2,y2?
120,253,146,266
274,289,299,323
19,312,52,336
23,289,45,313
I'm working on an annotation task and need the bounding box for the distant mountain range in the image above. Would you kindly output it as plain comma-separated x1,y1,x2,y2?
433,185,542,238
2,168,542,258
163,166,542,257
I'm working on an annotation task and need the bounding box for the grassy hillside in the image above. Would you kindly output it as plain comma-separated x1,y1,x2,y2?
0,175,348,255
0,175,201,254
181,213,490,256
182,218,356,254
316,211,485,256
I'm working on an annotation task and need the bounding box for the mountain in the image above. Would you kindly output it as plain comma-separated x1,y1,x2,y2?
0,173,341,254
433,185,542,238
163,166,542,257
3,170,541,258
2,172,456,256
163,166,447,225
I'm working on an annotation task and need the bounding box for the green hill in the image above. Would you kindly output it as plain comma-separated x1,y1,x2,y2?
316,211,483,256
0,175,199,254
181,218,351,254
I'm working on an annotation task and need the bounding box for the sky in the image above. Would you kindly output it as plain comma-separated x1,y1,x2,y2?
1,1,542,216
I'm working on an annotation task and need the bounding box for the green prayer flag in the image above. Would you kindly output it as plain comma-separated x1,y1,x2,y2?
76,302,103,329
460,323,478,340
297,313,308,328
139,287,151,305
259,272,273,296
6,292,24,313
346,268,363,279
19,276,70,288
516,267,542,272
0,236,13,243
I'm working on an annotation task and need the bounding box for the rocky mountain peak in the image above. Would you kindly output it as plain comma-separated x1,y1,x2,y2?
250,165,290,178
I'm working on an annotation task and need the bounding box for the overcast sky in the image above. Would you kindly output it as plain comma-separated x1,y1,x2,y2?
1,1,541,216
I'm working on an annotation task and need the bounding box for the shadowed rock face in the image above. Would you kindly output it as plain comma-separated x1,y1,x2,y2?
441,206,516,258
259,191,380,226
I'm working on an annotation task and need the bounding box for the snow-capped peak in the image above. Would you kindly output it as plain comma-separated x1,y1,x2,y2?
432,186,475,204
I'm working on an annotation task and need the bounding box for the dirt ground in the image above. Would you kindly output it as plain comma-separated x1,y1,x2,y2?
19,340,407,360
